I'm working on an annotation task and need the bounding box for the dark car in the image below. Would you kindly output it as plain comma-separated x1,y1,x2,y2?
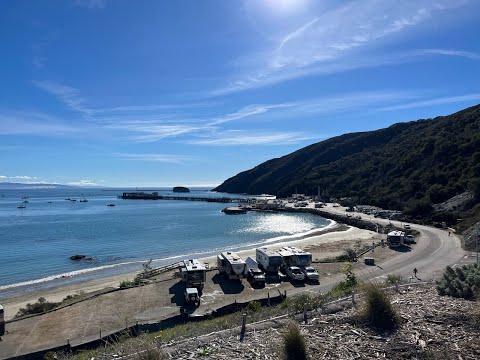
404,234,416,244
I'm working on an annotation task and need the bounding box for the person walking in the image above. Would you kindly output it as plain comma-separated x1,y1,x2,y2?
413,267,418,278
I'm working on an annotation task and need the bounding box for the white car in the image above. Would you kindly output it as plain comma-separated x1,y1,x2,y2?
301,266,319,281
286,266,305,281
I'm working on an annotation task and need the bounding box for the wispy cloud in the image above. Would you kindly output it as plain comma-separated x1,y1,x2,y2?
114,153,197,164
186,130,315,146
378,93,480,112
0,110,82,135
210,103,294,125
32,80,92,117
11,176,39,180
67,179,99,186
0,176,7,179
421,49,480,60
215,0,473,94
105,123,206,142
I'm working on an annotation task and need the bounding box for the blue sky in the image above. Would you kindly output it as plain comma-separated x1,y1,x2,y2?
1,0,479,188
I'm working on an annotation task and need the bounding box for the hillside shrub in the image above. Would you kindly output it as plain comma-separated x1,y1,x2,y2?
15,297,59,318
120,277,142,288
360,283,399,330
330,262,357,296
436,264,480,299
282,322,309,360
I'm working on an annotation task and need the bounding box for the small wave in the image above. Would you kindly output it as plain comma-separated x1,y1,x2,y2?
0,260,143,291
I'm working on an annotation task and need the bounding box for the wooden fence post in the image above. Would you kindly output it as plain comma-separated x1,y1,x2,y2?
303,304,308,324
240,313,247,341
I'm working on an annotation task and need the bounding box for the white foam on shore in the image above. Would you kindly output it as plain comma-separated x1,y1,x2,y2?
0,220,338,291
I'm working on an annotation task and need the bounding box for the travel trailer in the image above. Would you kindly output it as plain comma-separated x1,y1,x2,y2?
256,247,283,274
179,259,207,291
217,251,246,280
387,231,404,248
278,246,312,268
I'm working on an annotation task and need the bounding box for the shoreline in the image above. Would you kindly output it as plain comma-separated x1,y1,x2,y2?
0,222,382,321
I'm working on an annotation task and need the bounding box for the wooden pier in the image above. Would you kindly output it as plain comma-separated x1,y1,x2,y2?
120,192,256,204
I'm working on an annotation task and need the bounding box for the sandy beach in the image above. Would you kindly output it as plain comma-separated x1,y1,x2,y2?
1,222,384,320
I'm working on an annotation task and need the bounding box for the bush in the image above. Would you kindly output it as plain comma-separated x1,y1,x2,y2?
360,283,399,330
436,264,480,299
246,301,262,313
120,277,142,288
281,293,324,313
15,297,60,318
282,322,308,360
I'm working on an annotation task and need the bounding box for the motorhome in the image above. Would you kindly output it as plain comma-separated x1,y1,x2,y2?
387,231,405,248
278,246,312,268
0,304,4,336
179,259,207,291
256,247,283,274
217,251,247,280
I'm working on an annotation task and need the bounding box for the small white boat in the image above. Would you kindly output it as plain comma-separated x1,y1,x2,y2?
17,204,26,209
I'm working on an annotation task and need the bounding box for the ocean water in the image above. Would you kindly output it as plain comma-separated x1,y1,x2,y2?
0,188,330,297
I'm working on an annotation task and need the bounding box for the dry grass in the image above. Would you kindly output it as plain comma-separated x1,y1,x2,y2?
360,283,400,331
282,322,309,360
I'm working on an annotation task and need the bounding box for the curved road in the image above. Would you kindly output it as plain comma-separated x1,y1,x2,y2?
318,204,465,286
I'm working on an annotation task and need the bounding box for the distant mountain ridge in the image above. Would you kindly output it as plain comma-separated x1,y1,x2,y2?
0,182,79,189
214,104,480,223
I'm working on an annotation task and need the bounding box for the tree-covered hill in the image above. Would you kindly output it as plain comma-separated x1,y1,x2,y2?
214,104,480,224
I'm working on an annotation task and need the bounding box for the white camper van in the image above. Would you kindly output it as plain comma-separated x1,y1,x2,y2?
256,247,283,274
217,251,247,280
179,258,207,291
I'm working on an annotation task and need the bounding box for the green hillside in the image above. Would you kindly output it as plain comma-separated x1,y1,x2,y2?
214,104,480,226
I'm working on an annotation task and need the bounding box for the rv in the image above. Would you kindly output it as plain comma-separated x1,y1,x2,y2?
278,246,312,268
0,304,4,336
256,247,283,274
217,251,247,280
387,231,404,248
179,259,207,291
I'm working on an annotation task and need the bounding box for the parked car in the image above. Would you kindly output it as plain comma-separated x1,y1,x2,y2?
404,234,416,244
247,268,266,286
286,266,305,281
301,266,319,281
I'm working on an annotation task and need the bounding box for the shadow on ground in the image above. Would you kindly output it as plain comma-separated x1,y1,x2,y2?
212,273,245,294
169,281,185,306
391,245,412,253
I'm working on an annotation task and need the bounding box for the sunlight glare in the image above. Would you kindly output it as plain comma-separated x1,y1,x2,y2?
264,0,309,16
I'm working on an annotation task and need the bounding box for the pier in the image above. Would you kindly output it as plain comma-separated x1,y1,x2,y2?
120,192,256,204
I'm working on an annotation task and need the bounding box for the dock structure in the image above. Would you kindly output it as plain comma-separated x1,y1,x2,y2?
120,191,256,204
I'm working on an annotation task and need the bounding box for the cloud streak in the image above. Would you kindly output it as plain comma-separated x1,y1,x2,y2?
114,153,197,164
186,131,315,146
214,0,474,94
32,80,92,117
